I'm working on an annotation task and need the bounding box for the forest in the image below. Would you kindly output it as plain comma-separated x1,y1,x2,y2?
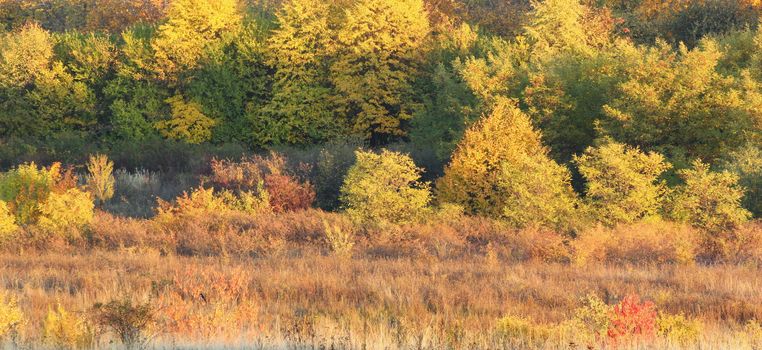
0,0,761,349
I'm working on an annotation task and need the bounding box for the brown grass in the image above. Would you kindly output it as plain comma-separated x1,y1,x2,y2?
2,251,762,349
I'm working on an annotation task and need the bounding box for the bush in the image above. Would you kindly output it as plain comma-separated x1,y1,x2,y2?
670,159,751,233
723,144,762,217
43,304,96,350
340,149,431,225
92,300,154,349
0,292,23,341
209,152,315,212
323,220,354,257
572,221,698,265
437,99,577,225
36,188,95,240
0,201,18,243
607,294,657,342
0,162,76,225
656,312,702,345
574,141,671,226
85,154,115,205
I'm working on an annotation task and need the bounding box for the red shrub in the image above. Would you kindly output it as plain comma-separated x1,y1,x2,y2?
607,294,657,341
264,174,315,213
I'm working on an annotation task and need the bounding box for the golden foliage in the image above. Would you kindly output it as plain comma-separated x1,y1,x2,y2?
37,188,95,239
85,154,115,205
43,304,95,350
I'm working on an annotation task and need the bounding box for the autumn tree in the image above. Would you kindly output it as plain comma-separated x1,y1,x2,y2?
331,0,430,142
437,98,577,229
669,159,750,232
600,40,762,165
257,0,341,144
152,0,243,80
574,140,671,226
722,145,762,217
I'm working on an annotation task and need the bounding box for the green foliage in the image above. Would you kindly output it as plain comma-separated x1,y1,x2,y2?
574,141,671,226
438,98,576,229
723,144,762,217
43,304,96,350
340,149,431,225
331,0,430,141
669,160,750,232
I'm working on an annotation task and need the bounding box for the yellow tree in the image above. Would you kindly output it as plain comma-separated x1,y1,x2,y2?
259,0,341,144
437,98,577,229
152,0,242,80
331,0,430,141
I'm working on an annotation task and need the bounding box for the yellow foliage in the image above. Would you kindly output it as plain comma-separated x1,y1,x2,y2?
155,95,217,144
0,201,17,242
152,0,242,77
0,292,23,340
656,312,702,345
43,304,95,350
37,188,95,239
85,154,115,204
0,162,69,225
574,141,671,226
330,0,430,139
495,315,551,346
437,98,576,230
340,150,431,225
323,220,354,257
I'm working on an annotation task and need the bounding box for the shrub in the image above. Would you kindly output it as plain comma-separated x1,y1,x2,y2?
0,162,75,225
340,149,431,225
572,221,699,265
656,312,702,345
92,300,154,349
0,201,18,243
0,292,23,341
607,294,657,342
723,144,762,217
36,188,95,240
209,152,315,212
669,159,751,233
572,294,612,340
437,99,577,226
574,141,671,226
85,154,115,205
745,320,762,349
323,220,354,257
43,304,96,350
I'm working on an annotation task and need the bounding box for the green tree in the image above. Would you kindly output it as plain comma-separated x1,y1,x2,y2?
331,0,430,142
437,98,577,227
574,140,671,226
340,149,431,225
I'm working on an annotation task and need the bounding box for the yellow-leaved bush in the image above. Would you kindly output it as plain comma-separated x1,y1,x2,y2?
340,149,431,225
37,188,95,239
43,304,95,350
0,201,18,242
574,140,671,226
0,292,23,341
437,98,577,231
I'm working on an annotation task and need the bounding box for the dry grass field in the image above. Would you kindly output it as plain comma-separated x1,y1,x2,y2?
2,250,762,349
